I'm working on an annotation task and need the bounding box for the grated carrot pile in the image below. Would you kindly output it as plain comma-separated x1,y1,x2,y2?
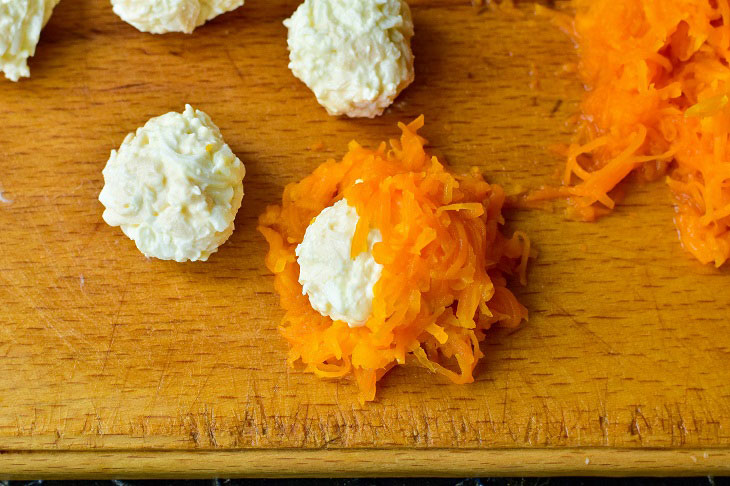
258,117,530,403
534,0,730,267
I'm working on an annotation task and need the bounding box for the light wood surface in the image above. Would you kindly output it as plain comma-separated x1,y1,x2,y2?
1,0,729,477
1,449,730,479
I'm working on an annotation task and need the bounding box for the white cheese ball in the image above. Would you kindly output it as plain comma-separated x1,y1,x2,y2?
0,0,60,82
284,0,415,118
99,105,246,262
296,199,383,327
110,0,245,34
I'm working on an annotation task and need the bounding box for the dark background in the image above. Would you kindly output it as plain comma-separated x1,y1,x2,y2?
2,479,728,486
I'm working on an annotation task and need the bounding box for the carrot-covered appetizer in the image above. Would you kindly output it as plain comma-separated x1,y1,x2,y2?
533,0,730,267
258,117,531,403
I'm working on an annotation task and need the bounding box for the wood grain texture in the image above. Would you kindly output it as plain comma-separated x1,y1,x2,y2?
0,0,729,476
1,449,730,479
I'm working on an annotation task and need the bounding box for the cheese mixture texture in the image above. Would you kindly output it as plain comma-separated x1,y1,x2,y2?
0,0,60,82
99,105,245,262
110,0,245,34
284,0,415,118
296,199,383,327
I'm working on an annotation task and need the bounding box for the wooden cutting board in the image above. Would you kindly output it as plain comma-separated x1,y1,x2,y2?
1,0,729,478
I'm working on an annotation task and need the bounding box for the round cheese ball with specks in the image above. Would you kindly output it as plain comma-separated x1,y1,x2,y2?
110,0,245,34
99,105,246,262
295,199,383,327
284,0,415,118
0,0,60,82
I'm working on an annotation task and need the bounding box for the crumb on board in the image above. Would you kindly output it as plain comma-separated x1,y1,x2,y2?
0,189,11,204
529,61,540,91
561,62,577,74
309,141,325,152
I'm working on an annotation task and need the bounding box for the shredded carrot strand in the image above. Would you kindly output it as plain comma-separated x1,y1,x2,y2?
258,118,531,403
537,0,730,267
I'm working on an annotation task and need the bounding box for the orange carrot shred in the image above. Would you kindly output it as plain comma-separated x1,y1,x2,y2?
537,0,730,267
258,118,531,403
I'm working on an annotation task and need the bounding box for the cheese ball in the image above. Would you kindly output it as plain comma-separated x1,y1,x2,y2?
99,105,245,262
110,0,245,34
295,199,383,326
0,0,60,82
283,0,415,118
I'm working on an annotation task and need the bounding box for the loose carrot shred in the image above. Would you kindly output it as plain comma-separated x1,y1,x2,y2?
258,118,531,403
536,0,730,267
